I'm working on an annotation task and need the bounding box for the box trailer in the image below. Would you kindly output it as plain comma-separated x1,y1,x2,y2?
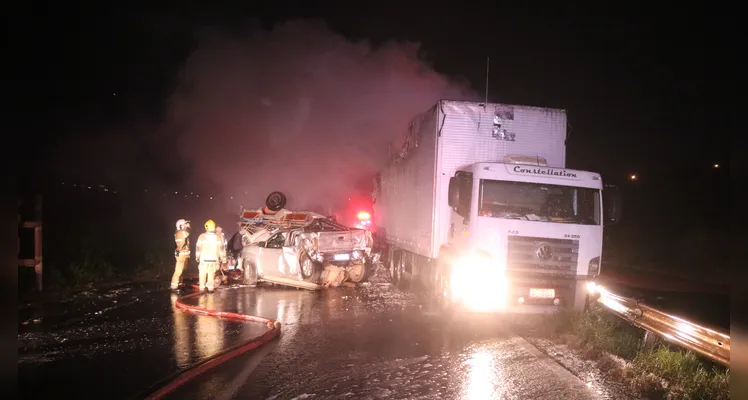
373,100,620,312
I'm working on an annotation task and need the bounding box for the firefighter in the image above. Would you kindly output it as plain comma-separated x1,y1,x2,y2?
215,225,229,280
216,226,227,248
171,219,191,290
195,219,226,292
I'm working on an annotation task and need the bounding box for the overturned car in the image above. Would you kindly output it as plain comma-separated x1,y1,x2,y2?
234,192,374,290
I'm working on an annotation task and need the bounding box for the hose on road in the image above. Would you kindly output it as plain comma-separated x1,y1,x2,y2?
139,278,281,400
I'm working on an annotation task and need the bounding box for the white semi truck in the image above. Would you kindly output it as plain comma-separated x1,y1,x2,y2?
373,100,621,313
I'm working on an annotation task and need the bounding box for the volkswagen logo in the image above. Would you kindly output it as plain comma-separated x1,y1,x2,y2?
535,243,553,261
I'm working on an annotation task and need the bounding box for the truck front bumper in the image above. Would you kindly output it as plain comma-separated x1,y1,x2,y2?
451,275,595,314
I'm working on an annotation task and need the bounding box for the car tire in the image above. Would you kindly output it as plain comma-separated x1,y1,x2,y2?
347,262,366,283
244,261,258,286
299,253,321,283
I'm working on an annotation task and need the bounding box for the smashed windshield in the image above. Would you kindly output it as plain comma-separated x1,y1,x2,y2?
479,179,601,225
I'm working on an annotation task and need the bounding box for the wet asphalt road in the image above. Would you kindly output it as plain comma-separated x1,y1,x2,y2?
19,282,626,400
166,285,613,400
18,283,267,399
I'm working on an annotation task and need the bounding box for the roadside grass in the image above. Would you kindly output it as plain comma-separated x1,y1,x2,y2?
538,307,729,400
19,251,173,304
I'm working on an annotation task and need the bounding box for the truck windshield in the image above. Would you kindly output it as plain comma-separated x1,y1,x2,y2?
479,179,601,225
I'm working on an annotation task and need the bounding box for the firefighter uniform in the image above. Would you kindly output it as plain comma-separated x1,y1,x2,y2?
171,219,191,290
196,219,226,292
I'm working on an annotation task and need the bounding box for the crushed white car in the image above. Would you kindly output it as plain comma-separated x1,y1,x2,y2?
235,192,374,290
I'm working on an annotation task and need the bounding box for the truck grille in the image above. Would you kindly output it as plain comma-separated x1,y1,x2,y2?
506,236,579,275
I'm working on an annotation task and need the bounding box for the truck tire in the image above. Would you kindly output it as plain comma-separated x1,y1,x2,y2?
395,254,406,288
570,280,590,312
432,257,457,316
389,250,400,286
299,253,322,283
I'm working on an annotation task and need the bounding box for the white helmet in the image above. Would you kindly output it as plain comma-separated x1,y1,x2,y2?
176,219,189,230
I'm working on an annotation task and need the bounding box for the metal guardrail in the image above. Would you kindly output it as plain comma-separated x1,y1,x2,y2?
590,283,730,367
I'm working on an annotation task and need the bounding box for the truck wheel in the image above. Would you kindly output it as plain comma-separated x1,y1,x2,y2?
244,261,258,286
348,262,366,283
395,256,405,287
389,251,399,286
570,280,590,312
434,260,456,315
299,253,321,283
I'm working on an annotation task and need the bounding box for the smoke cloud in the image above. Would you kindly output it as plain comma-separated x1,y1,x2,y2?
164,19,475,210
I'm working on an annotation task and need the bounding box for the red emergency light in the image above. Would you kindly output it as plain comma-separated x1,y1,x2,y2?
357,211,371,220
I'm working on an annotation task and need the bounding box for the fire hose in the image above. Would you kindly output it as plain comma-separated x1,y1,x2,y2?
136,276,281,400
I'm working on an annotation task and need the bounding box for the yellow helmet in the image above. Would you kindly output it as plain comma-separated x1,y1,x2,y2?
204,219,216,232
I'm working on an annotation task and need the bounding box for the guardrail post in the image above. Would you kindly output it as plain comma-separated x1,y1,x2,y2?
19,195,43,292
641,330,659,352
35,218,43,292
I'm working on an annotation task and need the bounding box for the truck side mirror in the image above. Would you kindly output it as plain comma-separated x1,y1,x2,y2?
603,184,622,225
457,177,472,219
448,177,459,208
449,173,473,218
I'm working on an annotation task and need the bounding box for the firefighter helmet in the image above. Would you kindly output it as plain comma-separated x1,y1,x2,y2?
176,218,188,230
204,219,216,232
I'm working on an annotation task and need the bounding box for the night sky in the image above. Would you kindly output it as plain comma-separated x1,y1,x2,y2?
19,3,729,220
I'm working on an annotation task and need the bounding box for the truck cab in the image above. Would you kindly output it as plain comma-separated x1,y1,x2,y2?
443,156,621,312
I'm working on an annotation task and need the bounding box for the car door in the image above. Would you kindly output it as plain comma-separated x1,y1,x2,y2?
282,231,301,276
258,232,286,278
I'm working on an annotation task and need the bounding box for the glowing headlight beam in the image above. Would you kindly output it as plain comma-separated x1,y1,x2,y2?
450,252,507,312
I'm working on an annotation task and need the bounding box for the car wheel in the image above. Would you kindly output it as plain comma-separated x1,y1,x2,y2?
347,262,366,283
299,253,321,283
244,262,258,286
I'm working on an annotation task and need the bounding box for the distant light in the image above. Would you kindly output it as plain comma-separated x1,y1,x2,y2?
629,174,637,181
210,197,213,200
357,211,371,220
113,93,116,96
713,163,720,168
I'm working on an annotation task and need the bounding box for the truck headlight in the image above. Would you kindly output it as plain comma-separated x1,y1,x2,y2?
588,257,600,277
450,250,507,311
